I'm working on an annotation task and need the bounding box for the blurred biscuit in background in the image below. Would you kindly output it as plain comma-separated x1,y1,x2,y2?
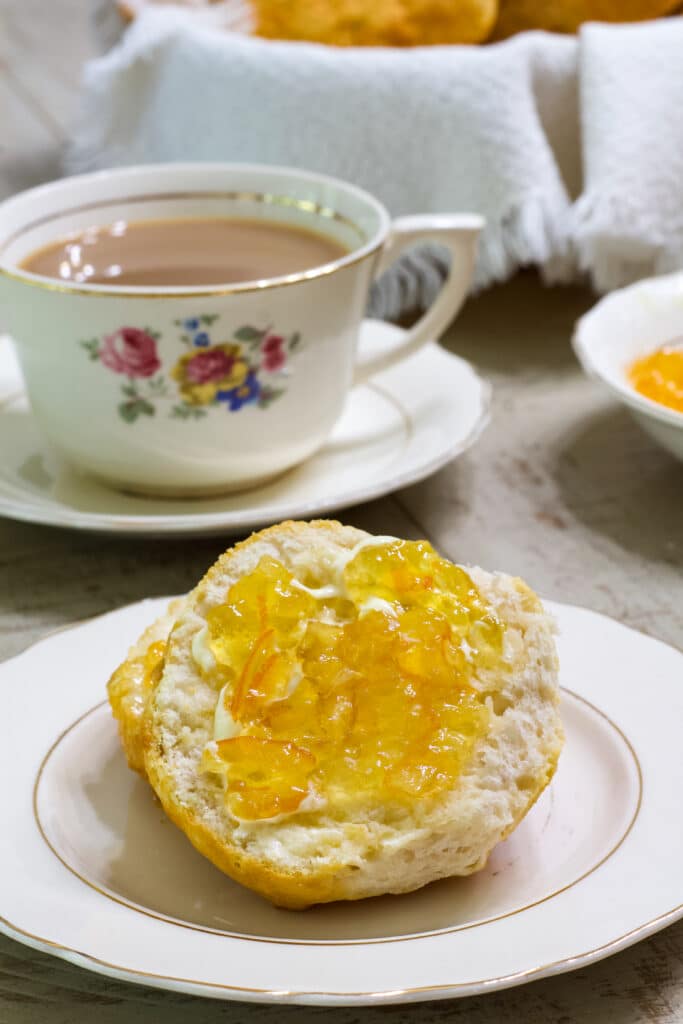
492,0,681,39
252,0,498,45
115,0,681,45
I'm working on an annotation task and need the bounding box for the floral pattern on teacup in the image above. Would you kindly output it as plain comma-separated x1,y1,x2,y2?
99,327,162,378
80,316,301,423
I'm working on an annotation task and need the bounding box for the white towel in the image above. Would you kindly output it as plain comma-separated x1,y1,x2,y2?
573,19,683,293
70,7,683,317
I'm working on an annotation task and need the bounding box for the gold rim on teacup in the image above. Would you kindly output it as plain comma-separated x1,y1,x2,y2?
0,188,381,298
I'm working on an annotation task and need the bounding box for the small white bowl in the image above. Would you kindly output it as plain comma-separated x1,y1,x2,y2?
573,271,683,463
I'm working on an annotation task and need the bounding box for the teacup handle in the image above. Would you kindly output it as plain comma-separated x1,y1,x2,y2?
353,213,484,386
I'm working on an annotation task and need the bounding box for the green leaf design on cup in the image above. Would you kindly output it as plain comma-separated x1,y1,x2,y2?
234,326,265,343
118,398,155,423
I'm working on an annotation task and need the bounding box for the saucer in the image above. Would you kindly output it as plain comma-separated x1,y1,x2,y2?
1,597,681,1004
0,322,489,536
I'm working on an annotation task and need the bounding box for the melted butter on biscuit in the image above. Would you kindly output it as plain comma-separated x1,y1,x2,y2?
192,626,216,675
213,684,241,741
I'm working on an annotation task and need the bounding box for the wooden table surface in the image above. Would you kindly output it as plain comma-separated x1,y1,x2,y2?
1,2,681,1020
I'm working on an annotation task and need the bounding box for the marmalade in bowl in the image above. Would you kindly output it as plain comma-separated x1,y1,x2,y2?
628,345,683,414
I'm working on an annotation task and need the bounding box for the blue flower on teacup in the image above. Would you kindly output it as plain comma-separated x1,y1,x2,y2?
217,370,261,412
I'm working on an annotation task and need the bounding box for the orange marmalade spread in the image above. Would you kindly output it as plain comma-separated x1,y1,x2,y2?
199,539,506,821
628,345,683,414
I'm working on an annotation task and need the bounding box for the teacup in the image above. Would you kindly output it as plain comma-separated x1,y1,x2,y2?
0,163,482,496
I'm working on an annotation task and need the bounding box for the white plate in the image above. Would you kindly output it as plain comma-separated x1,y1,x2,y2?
0,322,489,536
1,598,681,1005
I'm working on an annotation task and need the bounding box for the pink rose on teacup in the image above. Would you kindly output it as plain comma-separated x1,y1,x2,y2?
100,327,161,378
261,333,286,373
185,348,235,384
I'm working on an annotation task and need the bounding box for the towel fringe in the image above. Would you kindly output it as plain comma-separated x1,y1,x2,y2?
369,193,574,321
571,192,683,294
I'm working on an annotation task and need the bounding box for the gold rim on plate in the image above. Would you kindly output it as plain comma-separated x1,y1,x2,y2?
32,688,643,949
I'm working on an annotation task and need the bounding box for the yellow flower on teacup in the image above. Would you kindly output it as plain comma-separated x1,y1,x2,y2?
171,344,249,406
